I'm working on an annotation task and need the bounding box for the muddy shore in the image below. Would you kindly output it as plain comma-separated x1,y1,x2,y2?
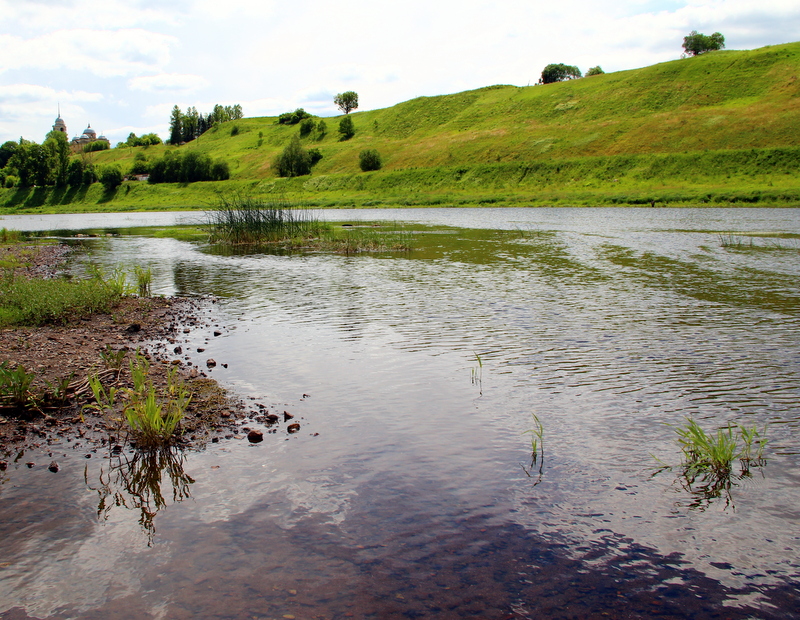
0,243,248,459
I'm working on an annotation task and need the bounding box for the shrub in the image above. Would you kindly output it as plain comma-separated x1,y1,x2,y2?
586,66,605,76
211,160,231,181
230,125,239,136
100,165,123,191
338,116,355,140
278,108,312,125
308,148,323,166
299,118,316,137
274,135,312,177
359,149,382,171
4,175,17,188
129,152,150,175
316,120,327,140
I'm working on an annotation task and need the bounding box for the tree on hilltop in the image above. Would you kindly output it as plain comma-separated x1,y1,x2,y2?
682,31,725,56
586,66,605,77
540,64,582,84
334,91,359,114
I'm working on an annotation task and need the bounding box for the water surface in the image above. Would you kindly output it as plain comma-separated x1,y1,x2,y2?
1,208,799,619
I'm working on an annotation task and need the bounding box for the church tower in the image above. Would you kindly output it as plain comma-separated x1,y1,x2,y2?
53,105,67,135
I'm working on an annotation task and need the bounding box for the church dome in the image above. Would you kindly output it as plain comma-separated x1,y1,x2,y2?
83,124,97,138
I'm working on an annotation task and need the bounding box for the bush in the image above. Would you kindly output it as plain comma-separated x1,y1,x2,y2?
338,116,355,140
211,160,230,181
100,165,124,191
299,118,316,137
274,135,312,177
541,63,582,84
316,120,327,140
129,152,150,176
4,175,17,188
230,125,239,136
278,108,312,125
359,149,382,171
586,66,604,76
308,148,323,166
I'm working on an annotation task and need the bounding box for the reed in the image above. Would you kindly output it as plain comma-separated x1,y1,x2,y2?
134,265,152,296
204,194,329,244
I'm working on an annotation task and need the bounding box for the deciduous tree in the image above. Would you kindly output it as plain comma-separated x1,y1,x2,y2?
682,31,725,56
540,64,582,84
334,91,359,114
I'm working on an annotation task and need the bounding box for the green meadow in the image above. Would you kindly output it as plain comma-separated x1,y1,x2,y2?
3,41,800,212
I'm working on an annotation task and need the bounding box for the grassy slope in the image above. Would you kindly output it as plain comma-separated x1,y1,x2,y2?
3,42,800,211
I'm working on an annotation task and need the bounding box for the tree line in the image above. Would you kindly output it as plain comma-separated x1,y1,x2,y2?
169,104,243,145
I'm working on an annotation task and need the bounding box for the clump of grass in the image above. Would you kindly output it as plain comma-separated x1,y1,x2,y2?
0,264,131,327
205,195,329,244
122,353,191,448
655,417,768,510
134,265,152,296
0,361,36,410
0,228,23,243
470,352,483,393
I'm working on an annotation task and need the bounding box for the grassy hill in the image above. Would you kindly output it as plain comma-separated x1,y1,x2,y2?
4,41,800,211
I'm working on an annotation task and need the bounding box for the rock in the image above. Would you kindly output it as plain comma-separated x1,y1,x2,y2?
0,461,7,471
283,412,294,422
48,461,59,473
125,323,141,333
206,358,217,368
247,430,264,443
197,347,205,353
266,414,279,424
287,423,300,434
221,363,228,368
213,331,222,337
173,346,183,354
26,462,35,468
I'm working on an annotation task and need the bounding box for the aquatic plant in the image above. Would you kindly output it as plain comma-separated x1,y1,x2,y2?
123,353,191,447
654,417,768,510
522,413,544,482
100,344,127,372
134,265,152,296
470,352,483,394
205,194,330,244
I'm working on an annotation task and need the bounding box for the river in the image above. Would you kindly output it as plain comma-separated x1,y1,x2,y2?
1,207,799,619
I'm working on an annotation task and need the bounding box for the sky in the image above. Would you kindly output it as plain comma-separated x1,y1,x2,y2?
0,0,798,146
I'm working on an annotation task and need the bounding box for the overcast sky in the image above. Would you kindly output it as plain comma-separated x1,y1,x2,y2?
1,0,798,145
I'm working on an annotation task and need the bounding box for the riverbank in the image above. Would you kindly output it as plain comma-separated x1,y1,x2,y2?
0,243,244,458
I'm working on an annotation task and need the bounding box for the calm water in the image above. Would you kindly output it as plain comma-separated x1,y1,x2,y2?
1,208,799,619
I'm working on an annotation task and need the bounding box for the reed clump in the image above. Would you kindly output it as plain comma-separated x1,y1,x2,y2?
205,195,330,244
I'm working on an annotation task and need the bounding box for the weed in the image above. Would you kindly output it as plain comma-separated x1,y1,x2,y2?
122,352,191,447
0,362,36,409
522,413,545,482
654,416,768,510
43,373,75,408
134,265,152,296
470,352,483,394
100,344,127,372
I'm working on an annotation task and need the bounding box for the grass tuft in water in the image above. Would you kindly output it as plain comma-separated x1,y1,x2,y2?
522,413,544,483
205,194,329,244
654,416,768,510
122,353,191,448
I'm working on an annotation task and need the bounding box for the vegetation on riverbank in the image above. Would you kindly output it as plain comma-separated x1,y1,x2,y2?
2,41,799,211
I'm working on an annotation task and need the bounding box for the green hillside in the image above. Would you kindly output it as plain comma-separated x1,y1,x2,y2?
4,41,800,211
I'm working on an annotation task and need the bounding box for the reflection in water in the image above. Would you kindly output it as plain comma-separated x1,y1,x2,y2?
86,447,194,544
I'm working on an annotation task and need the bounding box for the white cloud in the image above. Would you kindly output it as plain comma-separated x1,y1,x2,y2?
0,29,176,77
129,73,210,93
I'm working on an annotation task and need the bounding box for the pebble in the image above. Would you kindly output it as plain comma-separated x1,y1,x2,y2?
287,423,300,434
48,461,59,473
206,359,217,368
247,430,264,443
